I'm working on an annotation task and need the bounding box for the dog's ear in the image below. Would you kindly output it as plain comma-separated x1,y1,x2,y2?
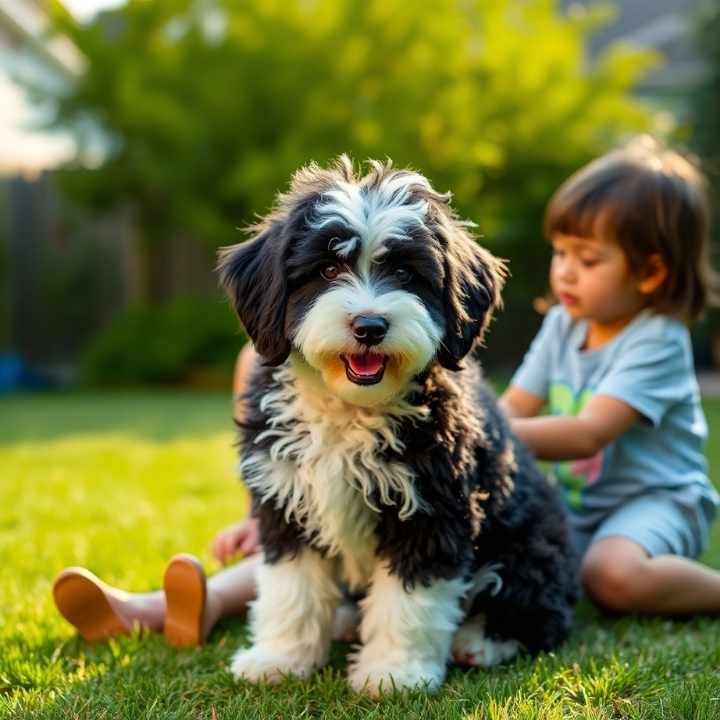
436,222,507,371
217,222,291,366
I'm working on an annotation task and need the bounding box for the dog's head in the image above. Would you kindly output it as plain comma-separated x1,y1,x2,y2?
218,156,506,407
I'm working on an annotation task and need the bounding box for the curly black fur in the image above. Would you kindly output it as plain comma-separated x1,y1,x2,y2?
238,358,579,657
223,156,579,666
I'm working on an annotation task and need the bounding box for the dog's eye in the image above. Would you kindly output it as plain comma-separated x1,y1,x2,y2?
394,268,412,283
321,264,340,280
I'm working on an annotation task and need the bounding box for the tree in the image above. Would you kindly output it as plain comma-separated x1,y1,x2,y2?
48,0,658,356
692,3,720,248
691,2,720,366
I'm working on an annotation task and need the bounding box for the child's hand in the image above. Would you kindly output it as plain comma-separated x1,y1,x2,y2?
212,518,261,564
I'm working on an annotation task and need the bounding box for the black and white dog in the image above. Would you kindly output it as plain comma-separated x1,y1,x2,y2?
218,156,578,695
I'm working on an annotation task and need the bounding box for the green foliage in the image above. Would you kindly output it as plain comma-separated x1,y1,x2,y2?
81,296,245,385
49,0,658,316
689,3,720,366
692,2,720,192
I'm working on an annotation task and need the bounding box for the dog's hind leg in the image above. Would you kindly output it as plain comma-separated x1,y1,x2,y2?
332,600,360,642
451,613,521,667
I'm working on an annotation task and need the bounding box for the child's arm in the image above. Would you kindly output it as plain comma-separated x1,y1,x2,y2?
499,386,544,419
510,394,640,461
500,308,561,420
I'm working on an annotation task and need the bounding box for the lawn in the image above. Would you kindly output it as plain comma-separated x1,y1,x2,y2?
3,391,720,719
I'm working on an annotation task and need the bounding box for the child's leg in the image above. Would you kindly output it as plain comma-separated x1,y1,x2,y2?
53,568,166,641
54,556,262,644
581,536,720,614
202,554,261,636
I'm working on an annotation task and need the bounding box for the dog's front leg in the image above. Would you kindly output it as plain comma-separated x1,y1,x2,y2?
348,562,467,696
231,548,339,683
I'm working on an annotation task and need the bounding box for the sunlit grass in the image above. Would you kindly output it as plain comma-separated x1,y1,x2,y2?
2,392,720,719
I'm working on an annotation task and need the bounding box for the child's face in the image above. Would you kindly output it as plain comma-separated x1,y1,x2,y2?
550,233,646,325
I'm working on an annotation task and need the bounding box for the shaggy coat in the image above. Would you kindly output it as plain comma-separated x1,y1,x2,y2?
219,156,579,695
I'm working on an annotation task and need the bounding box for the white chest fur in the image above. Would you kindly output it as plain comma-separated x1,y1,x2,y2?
241,365,429,588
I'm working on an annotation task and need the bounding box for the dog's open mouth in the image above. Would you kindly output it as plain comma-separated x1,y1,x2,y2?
340,353,388,385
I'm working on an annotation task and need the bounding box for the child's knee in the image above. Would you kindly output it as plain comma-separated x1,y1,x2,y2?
581,544,650,613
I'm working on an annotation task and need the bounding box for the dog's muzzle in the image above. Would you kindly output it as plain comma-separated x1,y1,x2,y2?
341,314,389,385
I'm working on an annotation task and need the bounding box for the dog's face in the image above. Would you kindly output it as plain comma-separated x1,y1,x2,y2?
219,156,506,407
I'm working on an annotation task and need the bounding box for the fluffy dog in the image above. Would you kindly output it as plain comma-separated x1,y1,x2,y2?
218,156,578,695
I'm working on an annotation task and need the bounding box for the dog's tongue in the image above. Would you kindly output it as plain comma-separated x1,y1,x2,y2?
348,353,385,376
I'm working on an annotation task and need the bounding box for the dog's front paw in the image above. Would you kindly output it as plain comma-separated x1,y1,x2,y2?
230,644,317,684
347,657,445,697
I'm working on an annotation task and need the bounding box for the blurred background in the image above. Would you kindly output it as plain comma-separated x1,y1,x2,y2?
1,0,719,392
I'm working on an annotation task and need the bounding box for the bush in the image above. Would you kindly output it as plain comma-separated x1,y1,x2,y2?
82,297,245,386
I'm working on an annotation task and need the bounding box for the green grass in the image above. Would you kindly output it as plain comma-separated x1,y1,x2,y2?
3,391,720,719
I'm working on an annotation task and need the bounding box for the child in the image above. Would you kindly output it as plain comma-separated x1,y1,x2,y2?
499,136,720,614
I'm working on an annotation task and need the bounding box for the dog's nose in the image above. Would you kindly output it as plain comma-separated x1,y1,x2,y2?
351,315,389,346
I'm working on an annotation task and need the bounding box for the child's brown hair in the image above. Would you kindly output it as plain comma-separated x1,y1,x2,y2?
544,136,720,324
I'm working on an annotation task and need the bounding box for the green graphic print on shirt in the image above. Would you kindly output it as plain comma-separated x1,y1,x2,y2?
549,383,605,511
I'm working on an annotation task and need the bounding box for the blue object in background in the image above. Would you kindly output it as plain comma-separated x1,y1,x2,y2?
0,354,49,391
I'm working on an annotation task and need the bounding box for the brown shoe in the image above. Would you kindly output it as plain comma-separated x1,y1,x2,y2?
163,553,207,648
52,567,131,642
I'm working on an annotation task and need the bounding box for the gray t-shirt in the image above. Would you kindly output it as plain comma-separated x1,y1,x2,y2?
511,306,719,529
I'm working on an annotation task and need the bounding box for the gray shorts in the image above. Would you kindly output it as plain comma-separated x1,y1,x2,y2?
570,484,717,560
